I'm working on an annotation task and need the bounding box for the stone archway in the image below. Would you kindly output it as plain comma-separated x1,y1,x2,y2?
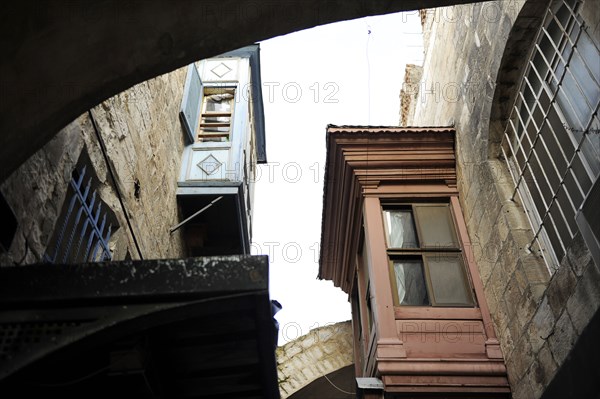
276,321,354,398
1,0,482,181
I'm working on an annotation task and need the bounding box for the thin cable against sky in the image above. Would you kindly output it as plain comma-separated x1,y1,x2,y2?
254,11,424,346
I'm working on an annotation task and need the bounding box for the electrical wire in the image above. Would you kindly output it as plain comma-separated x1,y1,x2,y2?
300,326,357,396
365,20,372,188
323,373,356,396
88,110,144,261
365,21,372,125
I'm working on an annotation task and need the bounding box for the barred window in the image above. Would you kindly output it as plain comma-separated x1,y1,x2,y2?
501,0,600,271
44,154,118,264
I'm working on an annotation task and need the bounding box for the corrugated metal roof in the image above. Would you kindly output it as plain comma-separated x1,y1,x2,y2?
326,125,454,134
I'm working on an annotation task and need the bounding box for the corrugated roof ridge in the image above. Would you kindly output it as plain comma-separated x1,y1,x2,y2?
326,124,454,132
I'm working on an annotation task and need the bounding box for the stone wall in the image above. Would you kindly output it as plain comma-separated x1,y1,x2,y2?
0,66,189,265
276,321,353,398
408,1,600,398
90,66,188,260
399,63,423,126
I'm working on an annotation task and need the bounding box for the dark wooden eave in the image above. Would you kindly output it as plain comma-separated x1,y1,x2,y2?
0,256,279,399
319,126,456,293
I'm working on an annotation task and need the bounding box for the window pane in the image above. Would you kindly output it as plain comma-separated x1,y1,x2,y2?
383,209,418,248
426,255,473,306
393,260,429,306
414,205,458,248
582,116,600,177
206,95,233,112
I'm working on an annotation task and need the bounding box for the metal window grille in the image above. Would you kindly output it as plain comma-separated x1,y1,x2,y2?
44,165,114,264
501,0,600,272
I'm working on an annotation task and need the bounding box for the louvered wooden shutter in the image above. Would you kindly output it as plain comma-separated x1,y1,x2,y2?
180,64,203,144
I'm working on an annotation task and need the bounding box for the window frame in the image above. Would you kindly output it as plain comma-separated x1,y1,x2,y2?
501,0,600,272
197,84,237,143
382,202,475,308
44,151,118,264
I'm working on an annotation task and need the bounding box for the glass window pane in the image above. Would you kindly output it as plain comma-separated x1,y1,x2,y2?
581,116,600,177
570,50,599,109
393,260,429,306
414,205,458,248
559,71,588,130
205,95,233,112
383,209,418,248
426,255,473,306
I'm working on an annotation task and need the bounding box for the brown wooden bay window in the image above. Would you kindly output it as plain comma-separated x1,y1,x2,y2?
320,126,509,395
382,203,474,307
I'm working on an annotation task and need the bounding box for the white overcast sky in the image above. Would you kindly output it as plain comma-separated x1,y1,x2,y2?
251,11,424,345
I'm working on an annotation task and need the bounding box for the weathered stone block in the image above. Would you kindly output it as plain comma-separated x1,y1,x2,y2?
285,343,302,359
499,237,520,276
567,233,594,277
279,381,293,396
503,277,522,321
490,260,510,306
506,314,521,358
499,325,515,361
529,283,547,303
300,333,316,349
508,334,534,379
486,282,499,314
492,297,511,338
309,346,324,360
466,189,485,231
500,200,532,231
301,367,316,381
477,206,497,250
277,321,353,398
545,261,577,319
495,206,510,243
515,288,538,331
479,219,502,267
509,229,536,253
519,252,550,286
566,261,600,335
528,342,557,398
548,310,577,366
512,373,535,399
478,257,495,288
513,262,528,295
528,296,555,353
